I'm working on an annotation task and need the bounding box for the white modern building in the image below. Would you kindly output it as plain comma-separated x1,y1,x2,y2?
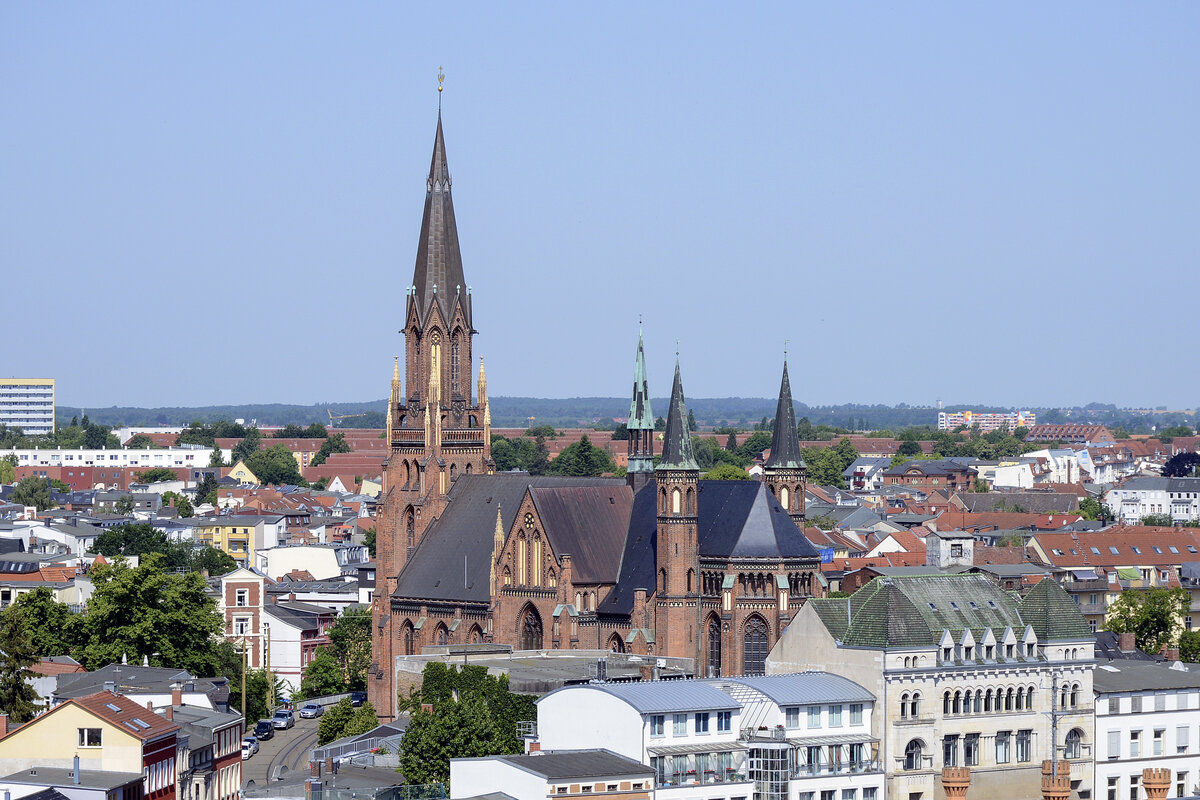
3,445,210,469
1093,659,1200,800
938,411,1035,433
1105,477,1200,524
536,673,882,800
0,379,55,436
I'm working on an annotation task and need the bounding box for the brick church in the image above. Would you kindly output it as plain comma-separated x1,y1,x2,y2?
369,110,823,719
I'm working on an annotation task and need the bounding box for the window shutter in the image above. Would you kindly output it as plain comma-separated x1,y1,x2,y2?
1107,730,1120,758
1178,725,1190,749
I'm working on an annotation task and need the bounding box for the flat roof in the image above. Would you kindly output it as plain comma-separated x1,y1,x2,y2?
493,749,652,780
1,768,142,790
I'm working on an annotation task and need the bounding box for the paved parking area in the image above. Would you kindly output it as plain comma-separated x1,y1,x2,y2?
242,717,319,788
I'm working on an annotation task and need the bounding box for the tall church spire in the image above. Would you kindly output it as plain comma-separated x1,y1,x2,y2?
765,359,805,469
658,356,698,471
408,111,469,330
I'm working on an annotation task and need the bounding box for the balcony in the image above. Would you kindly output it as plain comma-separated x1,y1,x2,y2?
656,770,749,788
791,760,881,778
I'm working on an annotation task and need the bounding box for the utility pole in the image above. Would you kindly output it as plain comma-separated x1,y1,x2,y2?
264,623,274,710
240,637,247,719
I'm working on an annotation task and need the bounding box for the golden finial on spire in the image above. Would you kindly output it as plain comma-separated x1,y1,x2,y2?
438,66,445,92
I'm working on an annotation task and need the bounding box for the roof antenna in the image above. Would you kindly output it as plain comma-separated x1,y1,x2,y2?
437,66,445,111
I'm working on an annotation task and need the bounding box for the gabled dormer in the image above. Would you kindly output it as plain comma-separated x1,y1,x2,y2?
958,628,976,661
1021,625,1038,658
938,629,955,664
1001,626,1018,659
980,627,997,661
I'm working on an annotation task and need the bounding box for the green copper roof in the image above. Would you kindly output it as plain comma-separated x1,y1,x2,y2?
627,330,654,430
811,573,1087,649
658,358,699,471
1018,577,1093,641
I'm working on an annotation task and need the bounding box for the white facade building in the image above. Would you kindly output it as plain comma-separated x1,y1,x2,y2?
1093,659,1200,800
938,411,1035,433
4,445,210,469
536,673,882,800
1105,477,1200,524
0,379,55,436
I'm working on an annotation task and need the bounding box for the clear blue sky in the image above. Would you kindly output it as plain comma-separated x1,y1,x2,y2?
4,3,1198,409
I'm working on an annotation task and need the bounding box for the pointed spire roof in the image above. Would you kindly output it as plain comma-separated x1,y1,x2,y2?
765,360,805,469
658,357,698,471
627,328,654,431
410,111,469,328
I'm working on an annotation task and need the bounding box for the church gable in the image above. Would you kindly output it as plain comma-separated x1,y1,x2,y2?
529,485,633,585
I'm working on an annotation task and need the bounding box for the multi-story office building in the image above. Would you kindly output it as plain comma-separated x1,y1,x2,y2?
937,410,1034,433
0,378,55,435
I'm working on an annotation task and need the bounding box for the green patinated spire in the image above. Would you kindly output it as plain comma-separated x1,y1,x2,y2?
658,356,699,471
628,327,654,431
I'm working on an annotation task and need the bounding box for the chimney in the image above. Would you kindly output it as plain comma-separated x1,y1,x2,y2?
1166,647,1181,662
146,701,153,711
528,741,541,753
73,755,80,785
165,707,173,721
639,664,653,682
171,684,183,707
1041,760,1071,800
1118,632,1136,653
941,767,971,800
103,681,116,694
289,592,296,602
1143,767,1171,800
0,714,8,738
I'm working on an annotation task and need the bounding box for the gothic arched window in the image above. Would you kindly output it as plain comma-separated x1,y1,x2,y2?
743,615,769,675
519,605,543,651
707,616,722,678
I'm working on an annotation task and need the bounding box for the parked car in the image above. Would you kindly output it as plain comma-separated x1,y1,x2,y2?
242,735,259,755
298,703,324,719
350,692,367,707
254,720,274,740
272,709,295,730
241,742,253,761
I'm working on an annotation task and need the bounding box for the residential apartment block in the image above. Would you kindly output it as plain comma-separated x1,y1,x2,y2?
1105,477,1200,524
536,673,882,800
0,379,55,436
1093,660,1200,800
938,411,1034,433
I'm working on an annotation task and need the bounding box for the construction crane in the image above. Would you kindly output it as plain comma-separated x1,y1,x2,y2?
327,409,368,427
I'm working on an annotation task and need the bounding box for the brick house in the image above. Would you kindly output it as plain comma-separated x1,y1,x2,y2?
882,459,976,495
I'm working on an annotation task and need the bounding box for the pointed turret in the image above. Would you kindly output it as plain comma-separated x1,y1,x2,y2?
627,329,655,486
765,360,805,469
658,357,699,471
409,111,469,330
490,505,504,597
763,358,808,524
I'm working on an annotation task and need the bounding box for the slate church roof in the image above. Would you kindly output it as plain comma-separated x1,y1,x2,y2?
765,361,805,470
698,481,819,559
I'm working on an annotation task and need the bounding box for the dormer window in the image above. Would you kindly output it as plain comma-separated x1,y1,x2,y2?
963,646,973,660
942,647,953,662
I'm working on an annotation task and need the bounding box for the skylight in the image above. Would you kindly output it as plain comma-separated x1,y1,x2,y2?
1190,546,1198,554
928,603,937,610
949,601,959,610
1131,546,1141,555
1109,546,1120,555
1154,546,1162,554
105,703,121,712
1170,546,1180,554
1091,547,1101,555
132,718,151,729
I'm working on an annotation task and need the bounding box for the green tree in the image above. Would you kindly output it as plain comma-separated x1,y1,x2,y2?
114,496,134,515
609,423,629,441
0,456,17,485
703,463,751,480
297,647,347,699
525,425,557,439
809,515,837,531
92,524,170,560
545,435,615,476
175,496,194,518
897,440,923,458
341,701,379,739
12,477,52,510
5,587,81,658
327,607,372,690
737,432,772,460
190,546,237,576
687,409,698,432
1181,630,1200,664
802,447,846,488
400,695,500,784
725,432,738,451
1106,587,1189,654
125,434,159,449
208,446,225,468
194,473,219,506
1078,497,1113,522
77,555,225,673
310,433,352,467
231,429,262,465
973,478,989,493
244,444,305,486
0,608,43,722
317,697,356,745
1141,513,1174,527
654,416,666,432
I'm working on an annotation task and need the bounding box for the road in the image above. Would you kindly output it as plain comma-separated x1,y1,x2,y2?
242,717,320,789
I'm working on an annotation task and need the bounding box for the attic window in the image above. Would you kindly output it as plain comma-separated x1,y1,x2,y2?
1170,546,1180,554
1090,547,1101,555
949,601,959,610
1131,546,1141,555
131,718,151,729
1051,549,1064,556
1109,546,1120,555
105,703,122,712
928,603,937,610
987,601,998,609
1190,546,1199,554
968,601,978,609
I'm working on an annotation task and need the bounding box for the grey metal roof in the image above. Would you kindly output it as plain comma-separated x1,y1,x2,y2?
1093,660,1200,693
712,673,873,705
1,769,143,790
540,680,740,714
495,749,652,779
